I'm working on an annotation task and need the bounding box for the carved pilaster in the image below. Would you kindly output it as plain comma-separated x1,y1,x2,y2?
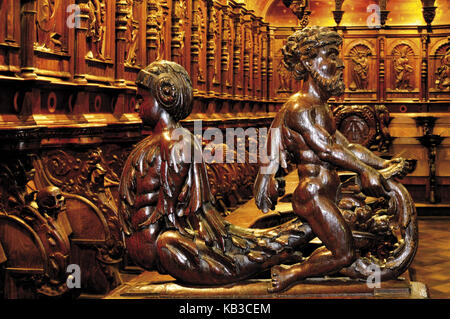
73,2,90,84
260,26,268,100
242,18,252,98
191,0,201,91
20,0,37,79
421,34,429,101
378,36,386,101
220,8,232,96
252,20,261,99
268,26,275,101
115,0,128,87
206,1,218,94
232,4,243,98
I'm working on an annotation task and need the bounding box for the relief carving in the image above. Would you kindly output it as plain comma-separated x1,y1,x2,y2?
36,0,62,50
436,45,450,91
0,157,72,298
152,1,168,61
392,44,414,90
124,0,140,67
194,3,206,82
349,45,371,91
172,0,187,65
86,0,107,60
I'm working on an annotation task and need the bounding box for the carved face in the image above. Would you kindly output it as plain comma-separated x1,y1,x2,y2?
306,44,345,97
36,186,65,216
136,87,161,127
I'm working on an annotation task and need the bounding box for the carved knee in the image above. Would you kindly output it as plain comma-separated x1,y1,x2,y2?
335,249,355,268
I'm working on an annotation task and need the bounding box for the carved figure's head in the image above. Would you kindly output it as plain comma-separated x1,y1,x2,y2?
36,186,65,217
136,60,193,125
282,26,345,96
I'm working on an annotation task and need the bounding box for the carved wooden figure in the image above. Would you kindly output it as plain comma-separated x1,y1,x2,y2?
119,60,313,285
255,27,417,292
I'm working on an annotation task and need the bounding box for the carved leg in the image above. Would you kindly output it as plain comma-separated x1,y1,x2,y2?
269,183,355,293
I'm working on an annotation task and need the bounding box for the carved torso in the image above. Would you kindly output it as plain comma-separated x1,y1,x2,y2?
277,94,337,169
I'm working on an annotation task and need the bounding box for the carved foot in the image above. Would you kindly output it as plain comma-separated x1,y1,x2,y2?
268,264,299,293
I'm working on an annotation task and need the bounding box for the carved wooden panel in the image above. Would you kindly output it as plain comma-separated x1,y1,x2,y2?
343,40,377,100
429,40,450,100
386,40,420,101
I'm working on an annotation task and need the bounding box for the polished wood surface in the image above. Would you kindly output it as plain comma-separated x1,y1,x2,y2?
410,218,450,299
0,0,449,298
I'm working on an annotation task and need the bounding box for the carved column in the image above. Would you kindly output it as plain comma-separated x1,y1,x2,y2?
206,0,217,95
421,34,430,101
20,0,37,79
73,1,90,84
232,4,243,99
260,25,268,101
220,8,231,97
115,1,128,87
171,0,186,66
378,35,386,101
268,26,276,106
146,0,159,64
415,116,443,203
191,0,201,93
252,19,261,100
242,17,251,99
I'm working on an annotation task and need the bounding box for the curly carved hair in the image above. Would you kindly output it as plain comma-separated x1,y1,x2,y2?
136,60,193,122
282,26,343,81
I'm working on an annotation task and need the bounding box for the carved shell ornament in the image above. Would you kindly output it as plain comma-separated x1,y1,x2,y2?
136,60,193,121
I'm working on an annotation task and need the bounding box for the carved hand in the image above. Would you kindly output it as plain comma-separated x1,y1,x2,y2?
254,174,280,214
380,157,410,179
358,167,391,198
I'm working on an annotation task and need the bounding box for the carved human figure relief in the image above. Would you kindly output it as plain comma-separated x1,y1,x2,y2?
124,0,139,67
436,46,450,91
86,0,106,60
36,0,62,50
349,45,371,91
277,56,292,92
195,4,206,82
392,44,414,90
